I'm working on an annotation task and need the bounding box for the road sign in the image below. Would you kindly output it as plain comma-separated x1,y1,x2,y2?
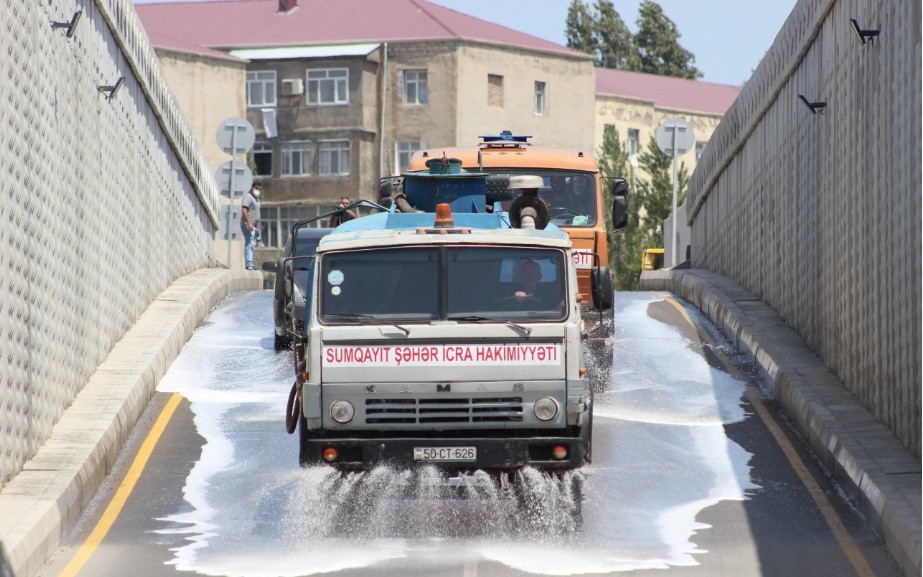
654,118,696,268
219,205,241,241
655,118,695,157
216,117,255,156
216,160,253,198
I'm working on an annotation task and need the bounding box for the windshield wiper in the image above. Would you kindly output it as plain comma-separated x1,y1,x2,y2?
326,313,410,336
447,315,532,337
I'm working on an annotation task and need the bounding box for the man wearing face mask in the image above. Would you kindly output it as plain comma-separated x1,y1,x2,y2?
240,181,262,270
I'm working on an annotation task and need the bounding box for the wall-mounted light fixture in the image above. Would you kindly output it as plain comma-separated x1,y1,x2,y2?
51,10,82,38
97,76,124,101
798,94,826,115
850,18,880,45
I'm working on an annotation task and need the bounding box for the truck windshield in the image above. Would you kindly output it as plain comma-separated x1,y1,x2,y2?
319,246,566,323
484,169,597,228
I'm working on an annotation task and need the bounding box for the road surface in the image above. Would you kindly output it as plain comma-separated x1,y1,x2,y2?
38,291,902,577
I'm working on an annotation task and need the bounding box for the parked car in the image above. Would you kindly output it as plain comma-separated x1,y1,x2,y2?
262,227,331,350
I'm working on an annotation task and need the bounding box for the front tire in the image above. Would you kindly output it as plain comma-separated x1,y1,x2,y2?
274,331,292,351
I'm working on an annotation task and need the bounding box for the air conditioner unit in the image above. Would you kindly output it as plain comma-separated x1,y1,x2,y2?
281,78,304,96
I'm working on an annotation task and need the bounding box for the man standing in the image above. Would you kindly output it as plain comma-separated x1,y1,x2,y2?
329,196,357,227
240,181,262,270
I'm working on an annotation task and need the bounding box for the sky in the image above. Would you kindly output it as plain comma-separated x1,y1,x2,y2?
131,0,798,87
426,0,798,86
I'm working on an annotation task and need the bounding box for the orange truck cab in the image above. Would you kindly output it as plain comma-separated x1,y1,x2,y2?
388,131,629,387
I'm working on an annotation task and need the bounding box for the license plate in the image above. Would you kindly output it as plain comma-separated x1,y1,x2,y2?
413,447,477,461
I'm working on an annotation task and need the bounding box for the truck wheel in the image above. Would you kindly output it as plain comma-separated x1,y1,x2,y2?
584,336,613,392
285,382,301,434
274,331,292,351
580,399,593,464
585,307,614,392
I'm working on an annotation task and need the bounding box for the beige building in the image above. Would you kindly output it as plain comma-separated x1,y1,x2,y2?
148,31,248,267
137,0,596,264
595,67,740,180
136,0,738,265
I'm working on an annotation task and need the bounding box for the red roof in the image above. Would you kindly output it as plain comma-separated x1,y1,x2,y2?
595,67,740,116
135,0,588,59
147,29,247,62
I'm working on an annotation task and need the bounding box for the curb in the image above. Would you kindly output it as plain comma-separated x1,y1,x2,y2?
0,268,262,577
641,269,921,577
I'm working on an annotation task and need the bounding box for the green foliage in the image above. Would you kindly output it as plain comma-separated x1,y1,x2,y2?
598,129,689,289
565,0,701,81
599,126,648,290
565,0,596,56
635,136,689,246
633,0,702,79
594,0,638,70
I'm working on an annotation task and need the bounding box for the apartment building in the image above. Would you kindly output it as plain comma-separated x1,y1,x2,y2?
136,0,740,262
595,67,740,179
136,0,596,259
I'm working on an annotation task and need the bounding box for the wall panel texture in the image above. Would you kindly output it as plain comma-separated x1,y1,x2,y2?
687,0,921,455
0,0,221,486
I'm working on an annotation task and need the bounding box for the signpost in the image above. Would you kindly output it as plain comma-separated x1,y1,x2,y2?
655,118,695,267
215,117,255,267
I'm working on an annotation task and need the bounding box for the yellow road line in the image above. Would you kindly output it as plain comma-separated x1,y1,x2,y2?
661,296,876,577
58,392,183,577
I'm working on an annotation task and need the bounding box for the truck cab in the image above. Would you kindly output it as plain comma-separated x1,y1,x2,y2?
284,169,612,471
398,132,628,389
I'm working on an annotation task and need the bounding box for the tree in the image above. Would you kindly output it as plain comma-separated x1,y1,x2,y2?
598,130,691,289
565,0,596,57
594,0,638,71
598,125,651,290
633,0,702,79
634,135,689,247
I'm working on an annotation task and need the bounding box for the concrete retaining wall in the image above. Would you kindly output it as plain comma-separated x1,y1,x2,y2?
685,0,921,455
642,269,921,577
0,269,261,577
0,0,224,488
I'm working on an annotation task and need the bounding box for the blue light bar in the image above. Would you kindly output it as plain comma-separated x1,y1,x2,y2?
479,129,531,144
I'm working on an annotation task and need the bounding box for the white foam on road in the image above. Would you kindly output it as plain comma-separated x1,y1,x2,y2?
153,291,758,576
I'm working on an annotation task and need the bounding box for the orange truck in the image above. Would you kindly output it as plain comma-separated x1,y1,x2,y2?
391,131,629,387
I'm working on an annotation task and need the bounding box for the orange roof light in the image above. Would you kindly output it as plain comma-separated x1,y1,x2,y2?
434,203,455,228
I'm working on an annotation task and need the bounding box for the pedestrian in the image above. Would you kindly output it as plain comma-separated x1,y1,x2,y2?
241,181,262,270
329,196,357,227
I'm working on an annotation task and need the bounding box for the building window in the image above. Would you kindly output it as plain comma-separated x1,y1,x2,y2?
280,141,313,176
488,74,504,108
695,141,707,160
247,71,277,108
307,68,349,105
260,205,335,249
628,128,640,156
534,81,546,116
404,70,428,104
318,140,350,175
252,141,273,177
395,140,420,173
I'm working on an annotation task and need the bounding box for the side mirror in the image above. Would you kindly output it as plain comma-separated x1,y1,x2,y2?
610,178,629,231
261,261,278,272
591,266,614,310
283,259,294,301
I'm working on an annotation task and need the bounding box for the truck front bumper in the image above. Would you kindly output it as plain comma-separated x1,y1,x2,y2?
300,435,588,471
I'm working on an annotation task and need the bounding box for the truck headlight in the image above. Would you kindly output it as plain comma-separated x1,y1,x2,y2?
330,400,355,424
533,397,558,421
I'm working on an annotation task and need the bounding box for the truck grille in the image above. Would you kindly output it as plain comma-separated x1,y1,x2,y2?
365,397,524,425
